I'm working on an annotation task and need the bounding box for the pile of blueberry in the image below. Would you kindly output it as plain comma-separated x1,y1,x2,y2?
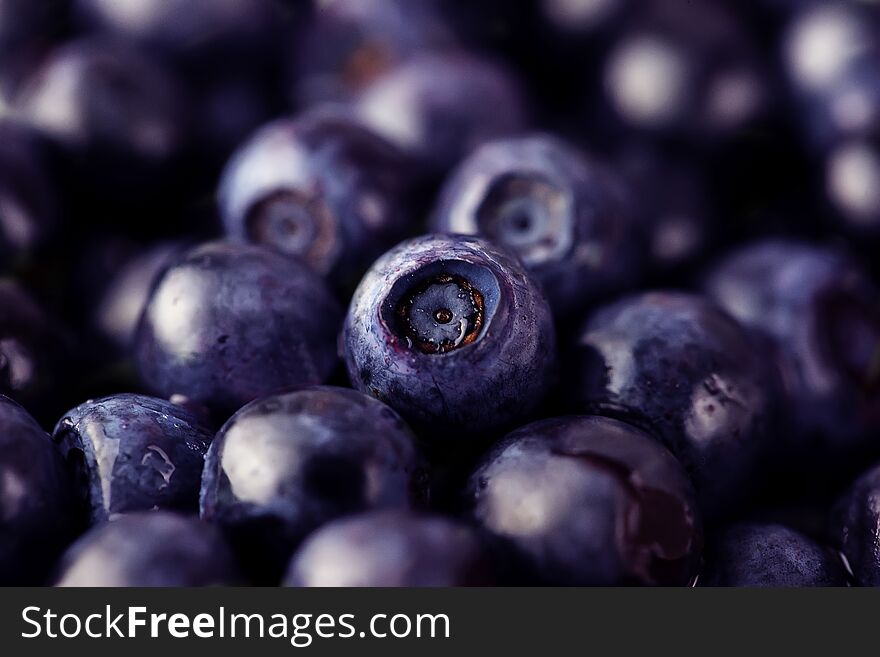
0,0,878,587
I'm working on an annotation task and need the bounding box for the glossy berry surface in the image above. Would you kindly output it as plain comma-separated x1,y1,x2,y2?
354,52,528,174
701,523,846,587
344,234,557,441
200,386,426,582
704,240,880,456
135,241,342,416
829,462,880,586
218,108,412,290
467,415,702,586
0,395,79,585
568,291,777,516
431,134,640,316
54,512,241,587
284,509,490,587
53,393,212,524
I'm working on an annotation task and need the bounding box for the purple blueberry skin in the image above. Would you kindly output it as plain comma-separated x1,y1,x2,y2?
200,386,426,583
704,240,880,455
292,0,455,105
0,121,56,260
135,241,342,417
343,234,557,442
218,108,413,290
568,291,777,517
284,509,492,587
52,393,212,524
354,51,529,174
824,138,880,237
467,415,702,586
54,511,242,587
431,135,642,317
0,395,80,585
830,463,880,586
700,523,846,587
14,38,188,191
93,241,185,351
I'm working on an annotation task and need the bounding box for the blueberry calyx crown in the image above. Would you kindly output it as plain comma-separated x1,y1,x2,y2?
396,273,485,354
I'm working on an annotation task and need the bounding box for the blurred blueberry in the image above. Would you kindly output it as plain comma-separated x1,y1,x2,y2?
218,108,414,290
568,291,777,516
53,393,212,524
704,240,880,456
201,386,426,583
467,415,702,585
602,0,766,141
830,462,880,586
354,51,529,175
284,509,491,587
343,234,557,442
135,241,342,417
292,0,455,106
93,241,184,351
0,395,80,585
431,134,641,316
54,511,241,586
14,38,189,196
0,121,57,263
701,523,846,587
824,137,880,237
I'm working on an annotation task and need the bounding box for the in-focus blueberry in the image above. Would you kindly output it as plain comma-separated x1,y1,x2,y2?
467,415,702,586
200,386,426,583
343,234,557,442
431,134,641,316
354,52,528,174
135,241,342,417
701,523,846,587
829,462,880,586
54,511,241,586
218,108,413,290
0,395,80,585
284,509,491,587
53,393,212,524
704,240,880,457
568,291,777,516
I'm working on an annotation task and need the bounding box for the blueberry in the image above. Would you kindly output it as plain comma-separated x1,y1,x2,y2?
343,234,557,441
568,291,777,516
284,509,491,587
292,0,455,105
14,38,188,194
52,393,212,524
135,241,342,416
0,395,79,585
830,462,880,586
200,386,426,583
538,0,628,35
431,135,641,316
704,240,880,456
782,2,880,150
54,511,241,586
354,52,529,174
602,0,765,140
0,279,69,423
466,415,702,586
824,138,880,237
0,121,56,261
93,241,185,351
218,108,413,290
701,523,846,587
